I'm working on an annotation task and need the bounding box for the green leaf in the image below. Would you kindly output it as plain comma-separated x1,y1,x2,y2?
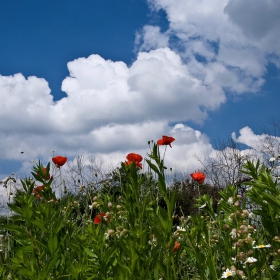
84,248,98,258
1,224,25,234
32,219,47,232
22,205,33,221
169,190,177,213
146,159,160,175
7,203,23,214
262,192,280,208
48,235,58,257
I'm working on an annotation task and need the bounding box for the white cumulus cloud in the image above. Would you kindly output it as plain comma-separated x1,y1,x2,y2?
142,0,280,93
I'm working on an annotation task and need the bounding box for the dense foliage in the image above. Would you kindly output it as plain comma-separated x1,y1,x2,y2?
0,142,280,279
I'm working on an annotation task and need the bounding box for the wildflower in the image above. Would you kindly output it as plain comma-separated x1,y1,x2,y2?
245,257,257,263
126,153,143,162
32,185,45,198
242,209,249,216
157,135,175,147
123,160,142,169
104,212,111,223
94,212,106,224
124,153,143,169
176,226,186,232
234,201,240,207
52,156,68,167
173,241,180,252
230,229,237,239
253,244,271,249
221,268,235,278
227,197,234,205
89,202,98,209
106,229,115,238
269,157,276,162
190,172,206,183
108,202,113,208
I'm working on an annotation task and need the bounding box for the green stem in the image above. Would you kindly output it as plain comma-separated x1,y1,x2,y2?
246,264,252,280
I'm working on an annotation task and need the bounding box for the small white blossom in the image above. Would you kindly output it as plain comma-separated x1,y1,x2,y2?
176,226,186,232
269,157,276,162
222,268,236,278
253,244,271,249
245,257,258,263
227,197,234,205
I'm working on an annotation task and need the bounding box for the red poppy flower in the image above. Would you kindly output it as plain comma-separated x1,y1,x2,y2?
190,172,206,183
32,185,45,198
52,156,68,167
94,212,111,224
126,153,143,162
173,241,180,252
157,135,175,147
123,160,142,169
94,212,105,224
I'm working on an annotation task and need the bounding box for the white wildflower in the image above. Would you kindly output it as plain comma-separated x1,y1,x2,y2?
253,244,271,249
227,197,234,205
222,268,236,278
245,257,258,263
176,226,186,232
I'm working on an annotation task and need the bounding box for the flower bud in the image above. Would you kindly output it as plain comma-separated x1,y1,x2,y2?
107,229,115,236
91,202,98,208
234,201,240,207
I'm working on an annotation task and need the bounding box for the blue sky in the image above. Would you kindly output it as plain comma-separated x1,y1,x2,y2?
0,0,280,184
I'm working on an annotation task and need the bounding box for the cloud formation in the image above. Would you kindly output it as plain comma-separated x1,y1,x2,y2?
0,0,279,187
0,46,226,167
142,0,280,92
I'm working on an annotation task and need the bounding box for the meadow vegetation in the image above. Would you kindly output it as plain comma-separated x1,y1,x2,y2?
0,136,280,279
